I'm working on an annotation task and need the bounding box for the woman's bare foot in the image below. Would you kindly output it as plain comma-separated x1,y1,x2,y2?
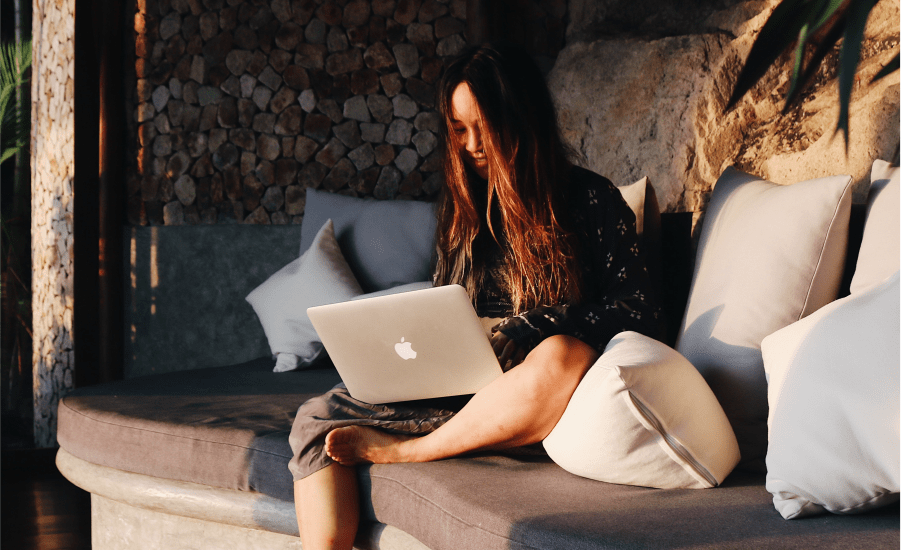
324,426,418,465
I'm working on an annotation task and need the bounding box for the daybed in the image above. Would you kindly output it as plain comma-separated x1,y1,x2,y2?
56,164,900,549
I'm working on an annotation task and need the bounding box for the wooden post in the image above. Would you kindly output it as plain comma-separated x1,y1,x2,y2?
73,0,124,390
96,0,125,386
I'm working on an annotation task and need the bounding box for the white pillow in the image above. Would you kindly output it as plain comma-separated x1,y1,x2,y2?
618,176,662,297
544,331,740,489
246,219,363,371
617,176,658,240
676,166,852,470
763,271,900,519
850,160,899,294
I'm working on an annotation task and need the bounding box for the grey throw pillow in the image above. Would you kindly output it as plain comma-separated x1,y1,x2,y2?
246,219,363,371
300,189,438,292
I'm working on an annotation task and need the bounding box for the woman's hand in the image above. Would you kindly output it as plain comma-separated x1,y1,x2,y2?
489,329,526,372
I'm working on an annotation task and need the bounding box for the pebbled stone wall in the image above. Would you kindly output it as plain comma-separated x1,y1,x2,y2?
32,0,76,447
127,0,468,226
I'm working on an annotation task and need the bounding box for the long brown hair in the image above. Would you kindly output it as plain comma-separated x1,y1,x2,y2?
433,42,582,313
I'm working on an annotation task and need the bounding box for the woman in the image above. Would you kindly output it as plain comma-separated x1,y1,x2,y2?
289,42,663,550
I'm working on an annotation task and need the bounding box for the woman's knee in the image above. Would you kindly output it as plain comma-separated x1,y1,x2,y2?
526,335,598,377
512,336,598,438
514,336,598,404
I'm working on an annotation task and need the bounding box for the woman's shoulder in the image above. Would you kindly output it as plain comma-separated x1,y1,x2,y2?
568,165,629,209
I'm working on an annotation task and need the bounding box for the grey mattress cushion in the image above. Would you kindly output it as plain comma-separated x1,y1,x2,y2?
57,361,899,549
361,457,899,549
57,358,342,501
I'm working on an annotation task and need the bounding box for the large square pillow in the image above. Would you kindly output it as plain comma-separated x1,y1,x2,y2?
762,271,899,519
246,219,363,371
300,189,438,292
675,166,852,470
850,159,899,294
543,331,740,489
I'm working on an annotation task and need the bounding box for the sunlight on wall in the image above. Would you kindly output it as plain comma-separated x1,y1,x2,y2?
150,227,158,315
31,0,76,447
130,236,138,348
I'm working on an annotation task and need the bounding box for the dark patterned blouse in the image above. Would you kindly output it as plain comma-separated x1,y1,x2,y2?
474,165,664,353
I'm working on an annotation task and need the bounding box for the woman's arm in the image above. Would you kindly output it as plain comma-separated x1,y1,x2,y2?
495,174,664,354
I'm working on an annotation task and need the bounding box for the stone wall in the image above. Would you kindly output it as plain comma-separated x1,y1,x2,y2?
32,0,76,447
127,0,470,226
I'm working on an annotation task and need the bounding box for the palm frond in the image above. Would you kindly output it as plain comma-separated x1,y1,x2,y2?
0,40,32,164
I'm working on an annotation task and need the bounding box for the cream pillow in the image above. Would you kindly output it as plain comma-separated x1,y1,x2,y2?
618,176,662,297
763,272,900,519
675,167,852,470
246,219,363,371
850,160,899,294
544,331,740,489
618,176,657,240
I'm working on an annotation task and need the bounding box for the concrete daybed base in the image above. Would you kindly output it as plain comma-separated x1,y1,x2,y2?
56,358,900,550
55,448,425,550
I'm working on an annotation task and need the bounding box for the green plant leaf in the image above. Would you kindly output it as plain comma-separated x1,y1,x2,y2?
726,0,814,110
808,0,847,33
783,12,846,111
0,40,32,164
785,0,849,105
835,0,878,147
1,107,30,164
0,40,31,90
786,23,812,104
871,53,900,83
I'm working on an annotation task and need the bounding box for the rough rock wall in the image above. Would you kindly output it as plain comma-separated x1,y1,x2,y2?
567,0,748,42
32,0,76,447
127,0,468,226
553,0,900,215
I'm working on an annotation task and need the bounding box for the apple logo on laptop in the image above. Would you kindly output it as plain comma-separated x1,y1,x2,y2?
395,337,417,360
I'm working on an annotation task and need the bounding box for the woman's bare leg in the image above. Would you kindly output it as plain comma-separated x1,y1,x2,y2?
294,463,359,550
325,335,598,465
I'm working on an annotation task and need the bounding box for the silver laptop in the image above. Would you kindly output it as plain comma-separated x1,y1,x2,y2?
307,284,503,404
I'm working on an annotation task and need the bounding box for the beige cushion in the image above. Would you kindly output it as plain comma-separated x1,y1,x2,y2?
850,159,899,294
543,331,740,489
675,167,852,470
246,220,363,370
762,272,900,519
618,176,662,298
618,176,657,238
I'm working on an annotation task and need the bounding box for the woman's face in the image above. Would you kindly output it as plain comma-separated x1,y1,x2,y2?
450,83,489,180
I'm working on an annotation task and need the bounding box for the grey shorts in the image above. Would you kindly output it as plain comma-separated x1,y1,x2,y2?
287,383,472,481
